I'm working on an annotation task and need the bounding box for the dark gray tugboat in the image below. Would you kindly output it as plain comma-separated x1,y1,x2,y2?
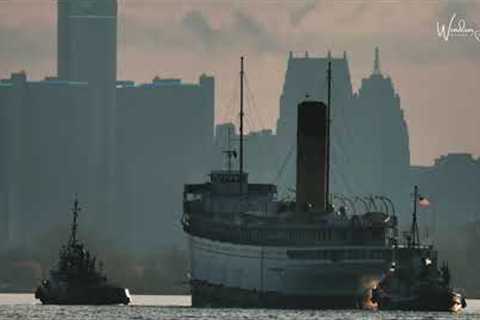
35,199,130,305
370,186,467,312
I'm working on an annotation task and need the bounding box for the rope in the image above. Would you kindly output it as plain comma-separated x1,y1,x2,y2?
272,140,295,185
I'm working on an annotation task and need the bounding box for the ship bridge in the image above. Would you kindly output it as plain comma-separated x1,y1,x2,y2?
184,169,279,218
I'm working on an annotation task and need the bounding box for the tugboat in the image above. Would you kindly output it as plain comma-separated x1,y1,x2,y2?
35,198,131,305
370,186,467,312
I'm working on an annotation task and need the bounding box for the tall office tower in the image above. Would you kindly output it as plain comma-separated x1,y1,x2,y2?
58,0,117,83
274,49,412,211
353,48,411,221
275,51,355,196
57,0,118,233
277,51,353,143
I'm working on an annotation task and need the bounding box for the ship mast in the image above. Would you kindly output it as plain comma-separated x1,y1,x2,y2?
326,56,332,209
70,197,81,244
239,56,244,176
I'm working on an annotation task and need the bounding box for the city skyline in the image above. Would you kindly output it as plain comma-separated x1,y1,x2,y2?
1,1,480,166
1,0,480,298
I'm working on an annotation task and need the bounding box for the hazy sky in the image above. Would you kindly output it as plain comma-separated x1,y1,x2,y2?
1,0,479,166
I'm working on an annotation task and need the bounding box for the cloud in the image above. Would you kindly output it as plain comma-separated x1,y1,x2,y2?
231,10,281,52
438,1,480,22
0,1,56,77
289,1,318,26
0,25,55,78
121,8,281,55
181,10,219,50
180,9,281,53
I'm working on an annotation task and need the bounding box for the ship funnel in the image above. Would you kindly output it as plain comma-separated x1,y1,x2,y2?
296,100,328,213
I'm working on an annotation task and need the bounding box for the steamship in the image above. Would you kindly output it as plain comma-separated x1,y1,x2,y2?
182,57,400,308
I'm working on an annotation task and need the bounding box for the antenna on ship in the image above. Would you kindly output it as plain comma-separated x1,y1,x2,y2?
411,185,420,247
70,196,81,244
326,54,332,209
222,126,237,171
239,56,245,176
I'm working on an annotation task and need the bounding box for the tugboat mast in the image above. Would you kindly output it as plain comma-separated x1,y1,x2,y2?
70,197,81,244
411,185,420,246
239,56,245,176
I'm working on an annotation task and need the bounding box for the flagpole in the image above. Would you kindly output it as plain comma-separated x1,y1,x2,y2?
411,185,420,247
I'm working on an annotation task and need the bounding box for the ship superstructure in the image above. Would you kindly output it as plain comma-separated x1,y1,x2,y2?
182,57,399,308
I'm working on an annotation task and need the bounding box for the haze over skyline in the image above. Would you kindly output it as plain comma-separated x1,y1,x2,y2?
1,1,479,166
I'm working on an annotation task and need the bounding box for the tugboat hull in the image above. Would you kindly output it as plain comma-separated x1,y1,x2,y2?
35,284,130,305
372,288,466,312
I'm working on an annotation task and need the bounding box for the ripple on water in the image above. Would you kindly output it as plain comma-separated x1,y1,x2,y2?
0,295,479,320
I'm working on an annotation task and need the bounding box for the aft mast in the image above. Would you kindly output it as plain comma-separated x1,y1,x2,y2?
326,54,332,209
239,56,245,176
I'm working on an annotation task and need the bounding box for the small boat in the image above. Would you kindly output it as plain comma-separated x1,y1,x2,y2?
370,186,466,312
371,257,466,312
35,198,130,305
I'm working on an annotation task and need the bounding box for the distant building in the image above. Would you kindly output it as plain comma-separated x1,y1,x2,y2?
277,51,353,142
213,49,411,221
275,51,355,197
56,0,119,236
58,0,117,84
214,123,276,183
0,0,217,249
412,153,480,228
0,72,216,249
352,47,411,218
0,72,95,246
115,75,215,247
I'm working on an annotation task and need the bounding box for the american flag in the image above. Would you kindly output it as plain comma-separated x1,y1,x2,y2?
418,196,431,208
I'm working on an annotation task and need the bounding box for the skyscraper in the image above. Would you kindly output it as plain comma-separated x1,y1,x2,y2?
57,0,117,84
57,0,118,233
275,51,355,196
353,47,410,218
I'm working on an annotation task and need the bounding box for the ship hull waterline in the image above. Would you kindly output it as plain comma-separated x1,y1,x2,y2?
188,235,389,309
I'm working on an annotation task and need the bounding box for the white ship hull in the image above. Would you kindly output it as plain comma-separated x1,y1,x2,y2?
189,234,389,308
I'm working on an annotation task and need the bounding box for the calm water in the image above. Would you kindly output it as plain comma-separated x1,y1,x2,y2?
1,294,479,320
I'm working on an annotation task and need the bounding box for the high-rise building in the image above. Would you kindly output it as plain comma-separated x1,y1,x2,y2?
0,72,94,245
275,51,355,196
277,51,353,142
115,75,215,248
0,1,218,249
412,153,480,228
352,47,410,218
57,0,118,232
58,0,117,83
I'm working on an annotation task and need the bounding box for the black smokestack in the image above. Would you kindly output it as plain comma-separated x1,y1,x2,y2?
296,100,328,213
